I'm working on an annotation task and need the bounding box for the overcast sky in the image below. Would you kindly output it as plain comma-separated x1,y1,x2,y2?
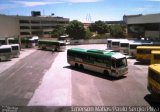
0,0,160,22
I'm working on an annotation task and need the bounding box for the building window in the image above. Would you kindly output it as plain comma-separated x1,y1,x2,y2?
20,26,30,29
19,20,30,24
20,32,30,35
31,26,41,29
31,20,40,24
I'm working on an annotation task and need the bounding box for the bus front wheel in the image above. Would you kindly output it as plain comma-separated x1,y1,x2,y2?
75,63,79,68
104,70,109,76
80,64,84,69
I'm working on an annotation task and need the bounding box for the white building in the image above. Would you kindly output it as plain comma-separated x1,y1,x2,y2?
0,14,69,39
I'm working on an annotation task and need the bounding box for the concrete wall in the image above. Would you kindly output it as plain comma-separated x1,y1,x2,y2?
0,15,19,38
126,14,160,24
70,39,107,45
145,31,160,39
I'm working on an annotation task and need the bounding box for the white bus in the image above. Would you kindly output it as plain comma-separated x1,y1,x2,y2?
119,40,129,54
67,48,128,78
106,39,113,49
110,39,121,51
0,45,12,61
10,44,20,58
128,42,141,57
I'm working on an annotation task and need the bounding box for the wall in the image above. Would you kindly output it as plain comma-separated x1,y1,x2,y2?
0,15,19,38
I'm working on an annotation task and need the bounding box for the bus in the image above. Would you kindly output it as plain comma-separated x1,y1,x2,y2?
0,45,12,61
106,39,113,49
136,46,160,62
38,40,66,51
128,42,141,57
21,38,35,48
151,51,160,64
67,48,128,77
10,44,20,58
147,64,160,99
111,39,121,51
119,40,129,54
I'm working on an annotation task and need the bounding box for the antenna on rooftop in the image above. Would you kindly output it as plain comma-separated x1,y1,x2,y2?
86,13,92,22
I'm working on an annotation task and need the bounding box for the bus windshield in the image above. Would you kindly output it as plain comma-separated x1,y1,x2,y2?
112,58,127,68
60,43,66,46
12,46,19,50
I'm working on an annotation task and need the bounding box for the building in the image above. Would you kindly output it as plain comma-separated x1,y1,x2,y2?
124,13,160,41
105,20,124,25
0,13,69,39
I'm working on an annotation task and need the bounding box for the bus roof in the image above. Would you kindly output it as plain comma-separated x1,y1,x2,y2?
137,46,160,49
38,40,64,42
0,45,12,49
151,50,160,54
149,64,160,73
68,48,126,59
10,44,19,46
129,42,142,45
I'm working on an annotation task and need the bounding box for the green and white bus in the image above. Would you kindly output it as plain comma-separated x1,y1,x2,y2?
38,40,66,51
0,45,12,61
67,48,128,77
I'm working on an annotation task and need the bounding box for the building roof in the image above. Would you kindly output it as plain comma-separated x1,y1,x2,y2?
125,13,160,24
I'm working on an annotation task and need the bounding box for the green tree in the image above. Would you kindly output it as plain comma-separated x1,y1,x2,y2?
52,25,66,38
89,21,109,34
109,24,126,38
85,29,93,39
66,20,86,39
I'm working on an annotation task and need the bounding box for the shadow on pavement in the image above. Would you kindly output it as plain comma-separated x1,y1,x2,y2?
64,66,127,81
134,61,150,65
144,94,160,111
127,57,135,59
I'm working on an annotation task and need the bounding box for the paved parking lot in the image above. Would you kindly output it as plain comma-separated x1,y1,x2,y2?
0,44,159,110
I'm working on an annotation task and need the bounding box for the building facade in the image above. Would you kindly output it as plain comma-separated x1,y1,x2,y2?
124,14,160,41
0,14,69,39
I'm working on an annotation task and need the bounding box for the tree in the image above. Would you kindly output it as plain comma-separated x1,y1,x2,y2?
85,29,93,39
52,25,66,38
66,20,86,39
89,21,109,34
109,24,126,38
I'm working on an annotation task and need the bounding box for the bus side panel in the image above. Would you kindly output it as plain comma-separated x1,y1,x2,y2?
68,59,110,74
136,54,151,62
148,77,160,97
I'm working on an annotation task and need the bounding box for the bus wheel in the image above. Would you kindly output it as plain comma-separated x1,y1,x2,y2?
75,63,79,68
104,70,109,76
80,64,84,69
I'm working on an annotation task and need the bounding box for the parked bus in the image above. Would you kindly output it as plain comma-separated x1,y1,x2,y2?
106,39,113,49
0,45,12,61
147,64,160,99
136,46,160,62
119,40,130,54
151,51,160,64
111,39,121,51
21,38,35,48
67,48,128,77
38,40,66,51
10,44,20,58
128,42,142,57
